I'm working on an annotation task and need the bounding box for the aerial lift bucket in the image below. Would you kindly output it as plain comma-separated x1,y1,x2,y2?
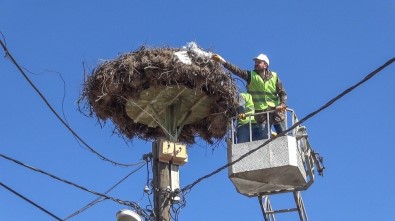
227,109,324,221
227,109,319,196
228,135,308,196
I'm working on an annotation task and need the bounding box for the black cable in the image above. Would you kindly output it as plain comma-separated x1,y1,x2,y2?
181,56,395,194
171,191,186,221
0,181,63,221
0,153,149,218
0,37,137,167
63,162,146,220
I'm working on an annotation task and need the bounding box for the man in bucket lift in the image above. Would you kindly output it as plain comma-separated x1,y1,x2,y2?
213,53,287,138
236,92,261,143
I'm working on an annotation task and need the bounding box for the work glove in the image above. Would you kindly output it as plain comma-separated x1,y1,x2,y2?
212,54,226,64
238,113,246,120
275,103,287,112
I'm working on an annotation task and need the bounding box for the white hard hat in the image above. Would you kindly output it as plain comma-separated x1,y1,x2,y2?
253,54,270,66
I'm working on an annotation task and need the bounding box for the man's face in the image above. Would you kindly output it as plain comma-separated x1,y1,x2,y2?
254,60,268,71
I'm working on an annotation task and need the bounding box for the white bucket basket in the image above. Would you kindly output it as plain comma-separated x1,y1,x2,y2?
228,135,307,197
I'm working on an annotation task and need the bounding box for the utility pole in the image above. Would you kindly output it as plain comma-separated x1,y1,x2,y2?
152,141,171,221
151,104,187,221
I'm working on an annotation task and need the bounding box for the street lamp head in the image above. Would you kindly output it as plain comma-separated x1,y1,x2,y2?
116,209,142,221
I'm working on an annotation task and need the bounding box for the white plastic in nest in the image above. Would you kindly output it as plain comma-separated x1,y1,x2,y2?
184,41,212,60
174,42,212,65
174,51,192,65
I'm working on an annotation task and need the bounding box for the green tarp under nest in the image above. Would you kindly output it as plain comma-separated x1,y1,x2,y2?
80,44,239,144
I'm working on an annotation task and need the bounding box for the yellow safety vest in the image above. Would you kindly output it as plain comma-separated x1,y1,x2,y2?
248,71,280,110
238,93,256,125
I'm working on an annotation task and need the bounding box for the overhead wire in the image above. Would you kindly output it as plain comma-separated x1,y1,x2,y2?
181,56,395,194
0,153,149,218
63,162,146,220
0,181,63,221
21,68,69,124
170,191,187,221
0,36,138,167
141,154,154,217
24,67,91,152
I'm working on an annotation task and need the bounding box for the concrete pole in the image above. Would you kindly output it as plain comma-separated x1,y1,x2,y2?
152,141,171,221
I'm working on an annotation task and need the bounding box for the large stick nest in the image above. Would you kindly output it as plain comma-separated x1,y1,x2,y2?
80,45,239,144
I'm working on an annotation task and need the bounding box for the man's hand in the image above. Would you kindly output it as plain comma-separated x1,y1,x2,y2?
212,54,226,64
238,113,246,119
275,104,287,112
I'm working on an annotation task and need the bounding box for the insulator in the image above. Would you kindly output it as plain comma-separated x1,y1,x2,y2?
144,185,150,193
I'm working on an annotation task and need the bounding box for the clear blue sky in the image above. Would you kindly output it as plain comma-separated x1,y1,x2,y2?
1,1,394,220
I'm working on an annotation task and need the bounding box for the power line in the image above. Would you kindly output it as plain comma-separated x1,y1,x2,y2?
63,163,146,220
0,181,63,221
181,56,395,194
0,153,149,218
23,67,92,153
0,36,138,167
